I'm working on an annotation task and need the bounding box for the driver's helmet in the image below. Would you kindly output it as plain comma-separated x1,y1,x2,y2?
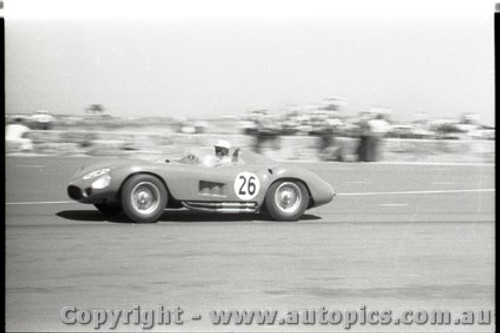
214,139,231,157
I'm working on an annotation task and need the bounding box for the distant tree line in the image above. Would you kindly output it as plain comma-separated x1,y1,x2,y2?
85,104,106,114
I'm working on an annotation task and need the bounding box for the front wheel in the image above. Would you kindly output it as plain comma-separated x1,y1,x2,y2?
265,181,309,221
121,174,168,223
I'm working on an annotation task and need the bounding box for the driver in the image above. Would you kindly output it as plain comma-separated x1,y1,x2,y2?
214,140,232,165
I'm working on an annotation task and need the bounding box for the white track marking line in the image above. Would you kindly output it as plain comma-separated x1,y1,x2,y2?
281,160,494,166
337,189,495,197
6,201,77,205
16,164,46,168
379,203,408,207
374,162,494,166
431,182,456,185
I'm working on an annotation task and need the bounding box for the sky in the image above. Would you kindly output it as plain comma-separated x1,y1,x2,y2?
4,0,496,125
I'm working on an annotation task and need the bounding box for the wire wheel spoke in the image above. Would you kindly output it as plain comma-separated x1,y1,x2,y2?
131,182,160,215
275,182,302,213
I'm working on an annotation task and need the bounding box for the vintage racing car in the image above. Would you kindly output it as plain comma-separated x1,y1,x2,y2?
67,148,335,223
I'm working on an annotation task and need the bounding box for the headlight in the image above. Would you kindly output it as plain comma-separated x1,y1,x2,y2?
91,174,111,189
83,168,110,180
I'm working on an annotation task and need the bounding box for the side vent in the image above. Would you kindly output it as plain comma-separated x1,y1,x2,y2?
199,181,226,197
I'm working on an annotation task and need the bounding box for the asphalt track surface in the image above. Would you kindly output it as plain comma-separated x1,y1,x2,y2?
5,156,495,332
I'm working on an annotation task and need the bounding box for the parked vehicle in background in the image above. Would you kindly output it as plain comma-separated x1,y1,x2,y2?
279,116,300,136
239,119,259,135
389,125,417,139
240,110,268,135
296,115,313,135
28,110,56,130
174,117,208,134
5,117,34,152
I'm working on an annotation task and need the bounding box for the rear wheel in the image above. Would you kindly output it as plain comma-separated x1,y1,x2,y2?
94,203,122,215
265,180,308,221
121,174,167,223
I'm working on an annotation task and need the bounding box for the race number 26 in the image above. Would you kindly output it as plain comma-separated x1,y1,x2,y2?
234,172,260,200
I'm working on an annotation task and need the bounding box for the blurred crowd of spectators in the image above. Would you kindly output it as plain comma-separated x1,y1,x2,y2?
5,107,494,161
239,109,494,162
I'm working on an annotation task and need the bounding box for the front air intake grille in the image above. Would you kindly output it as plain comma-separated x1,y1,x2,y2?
67,185,83,200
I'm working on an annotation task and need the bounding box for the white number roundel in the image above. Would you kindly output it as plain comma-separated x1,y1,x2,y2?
234,172,260,200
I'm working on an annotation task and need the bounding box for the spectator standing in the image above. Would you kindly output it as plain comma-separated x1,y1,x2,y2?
366,114,391,161
317,123,343,161
253,115,280,154
6,117,34,152
356,113,372,162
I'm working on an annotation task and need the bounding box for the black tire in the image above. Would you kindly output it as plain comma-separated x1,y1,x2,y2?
265,180,308,221
121,174,167,223
94,203,123,215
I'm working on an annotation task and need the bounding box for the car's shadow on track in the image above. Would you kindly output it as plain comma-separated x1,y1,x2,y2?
56,209,321,224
